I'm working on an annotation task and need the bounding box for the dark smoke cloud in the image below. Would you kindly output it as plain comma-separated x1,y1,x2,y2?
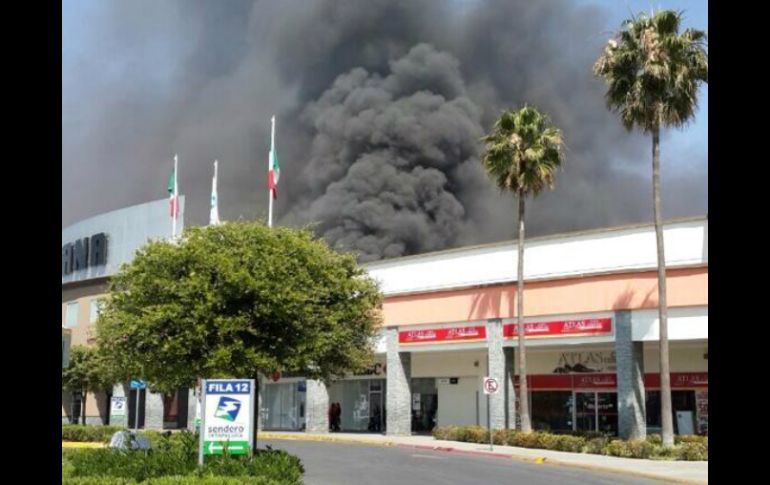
294,44,484,260
63,0,708,261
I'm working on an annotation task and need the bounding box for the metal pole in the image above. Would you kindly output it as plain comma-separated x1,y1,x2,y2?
172,154,178,238
134,388,140,433
249,379,256,457
487,393,492,451
268,116,275,228
198,380,206,467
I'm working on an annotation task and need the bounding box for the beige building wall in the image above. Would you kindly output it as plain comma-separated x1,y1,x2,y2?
62,280,109,423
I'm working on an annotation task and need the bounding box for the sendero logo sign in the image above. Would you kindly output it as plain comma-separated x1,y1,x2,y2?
214,397,242,422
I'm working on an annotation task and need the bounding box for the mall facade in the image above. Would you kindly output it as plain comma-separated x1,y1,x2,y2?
62,201,707,438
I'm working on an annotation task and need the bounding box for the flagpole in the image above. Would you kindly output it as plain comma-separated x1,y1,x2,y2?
172,154,178,238
211,160,219,225
268,116,275,228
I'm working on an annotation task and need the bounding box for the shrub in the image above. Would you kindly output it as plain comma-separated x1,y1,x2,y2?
429,425,707,461
677,434,708,445
63,444,303,484
492,429,510,445
602,439,654,459
509,431,542,448
676,442,708,461
62,477,284,485
646,433,662,445
62,425,127,442
554,435,586,452
432,426,459,441
458,426,489,444
204,450,304,484
584,436,610,454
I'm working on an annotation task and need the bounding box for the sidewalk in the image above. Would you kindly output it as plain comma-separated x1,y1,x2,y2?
258,431,707,485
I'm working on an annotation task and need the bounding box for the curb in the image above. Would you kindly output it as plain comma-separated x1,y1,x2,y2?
258,432,397,448
259,433,707,485
62,441,106,448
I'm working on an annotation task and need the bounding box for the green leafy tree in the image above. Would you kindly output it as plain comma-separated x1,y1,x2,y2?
62,345,117,424
481,106,564,433
594,9,707,446
96,222,382,395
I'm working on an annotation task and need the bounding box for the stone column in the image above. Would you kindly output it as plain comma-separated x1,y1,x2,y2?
186,388,198,431
504,347,516,429
486,319,505,430
305,380,330,433
144,391,165,430
386,328,412,436
615,310,646,439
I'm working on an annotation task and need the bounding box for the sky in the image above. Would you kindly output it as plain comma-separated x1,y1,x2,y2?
62,0,708,260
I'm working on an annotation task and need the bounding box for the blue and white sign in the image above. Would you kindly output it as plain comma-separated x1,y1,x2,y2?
199,379,255,460
130,379,146,389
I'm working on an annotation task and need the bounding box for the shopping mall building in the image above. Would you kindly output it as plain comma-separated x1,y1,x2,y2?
62,199,707,438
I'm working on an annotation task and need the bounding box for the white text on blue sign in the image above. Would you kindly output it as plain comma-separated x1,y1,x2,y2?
206,380,251,394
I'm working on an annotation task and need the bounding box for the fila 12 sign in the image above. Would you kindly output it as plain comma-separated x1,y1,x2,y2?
200,379,255,458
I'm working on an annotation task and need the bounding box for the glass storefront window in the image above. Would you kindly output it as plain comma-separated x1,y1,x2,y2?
596,392,618,435
645,390,698,434
575,392,596,432
574,391,617,435
411,378,437,433
263,382,305,430
531,391,573,432
328,379,386,432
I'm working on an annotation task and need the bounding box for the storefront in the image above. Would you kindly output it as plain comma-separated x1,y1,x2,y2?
262,378,307,431
514,341,708,436
328,378,387,432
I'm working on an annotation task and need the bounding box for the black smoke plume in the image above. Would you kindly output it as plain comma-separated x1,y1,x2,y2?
62,0,707,261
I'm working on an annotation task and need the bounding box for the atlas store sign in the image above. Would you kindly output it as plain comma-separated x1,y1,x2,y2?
398,317,612,346
62,233,108,276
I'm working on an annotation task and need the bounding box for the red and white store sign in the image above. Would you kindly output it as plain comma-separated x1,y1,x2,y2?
399,325,486,344
513,372,708,389
645,372,708,388
503,317,612,339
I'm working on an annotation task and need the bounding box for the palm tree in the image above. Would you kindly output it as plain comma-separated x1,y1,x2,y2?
481,106,564,433
593,10,707,447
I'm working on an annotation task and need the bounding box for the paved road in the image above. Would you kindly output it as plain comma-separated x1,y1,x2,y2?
260,439,669,485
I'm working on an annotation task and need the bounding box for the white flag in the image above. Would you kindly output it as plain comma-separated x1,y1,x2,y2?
210,160,220,225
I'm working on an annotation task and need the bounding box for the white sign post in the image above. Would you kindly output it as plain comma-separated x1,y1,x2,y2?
199,379,255,465
483,377,499,451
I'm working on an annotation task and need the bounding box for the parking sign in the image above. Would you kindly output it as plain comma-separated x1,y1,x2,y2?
200,379,254,459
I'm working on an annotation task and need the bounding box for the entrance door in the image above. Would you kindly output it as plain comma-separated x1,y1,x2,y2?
575,391,617,434
411,378,438,433
596,392,618,435
575,392,596,432
368,392,383,432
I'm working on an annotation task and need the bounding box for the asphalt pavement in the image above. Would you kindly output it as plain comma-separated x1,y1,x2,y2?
260,439,671,485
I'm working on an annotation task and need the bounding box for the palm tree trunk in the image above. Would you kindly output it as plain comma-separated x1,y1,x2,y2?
652,126,674,447
516,191,532,433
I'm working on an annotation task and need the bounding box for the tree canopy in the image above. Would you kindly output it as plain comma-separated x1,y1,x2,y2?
96,222,382,394
593,9,708,132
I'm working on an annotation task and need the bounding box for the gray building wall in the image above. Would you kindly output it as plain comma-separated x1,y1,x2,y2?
62,196,185,285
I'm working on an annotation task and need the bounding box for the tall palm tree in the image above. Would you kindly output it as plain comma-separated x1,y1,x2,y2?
593,10,707,447
481,106,564,433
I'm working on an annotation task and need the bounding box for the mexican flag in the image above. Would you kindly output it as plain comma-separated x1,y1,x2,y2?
268,147,280,199
167,161,179,217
